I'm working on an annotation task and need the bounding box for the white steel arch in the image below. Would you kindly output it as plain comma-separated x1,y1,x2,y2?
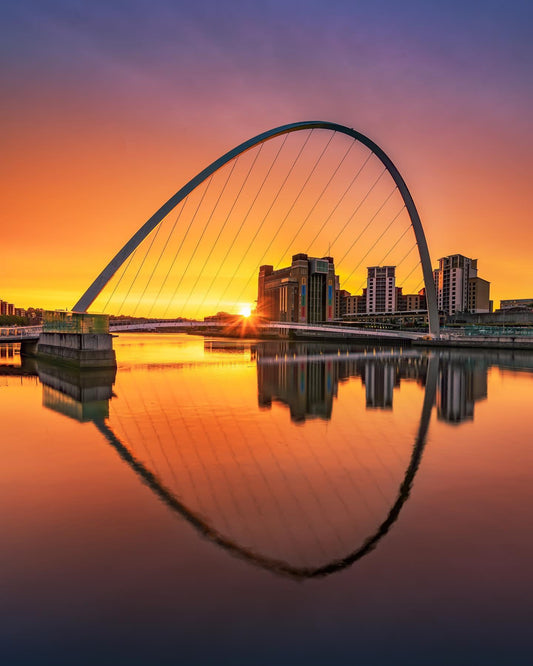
73,121,439,336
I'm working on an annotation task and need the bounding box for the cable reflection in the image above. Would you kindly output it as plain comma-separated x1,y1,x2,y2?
91,354,437,579
6,342,527,579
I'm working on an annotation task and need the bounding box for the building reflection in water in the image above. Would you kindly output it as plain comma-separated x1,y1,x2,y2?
255,342,491,425
0,343,19,362
436,354,488,424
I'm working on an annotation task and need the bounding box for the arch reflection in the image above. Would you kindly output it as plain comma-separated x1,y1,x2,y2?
93,353,437,579
20,341,529,579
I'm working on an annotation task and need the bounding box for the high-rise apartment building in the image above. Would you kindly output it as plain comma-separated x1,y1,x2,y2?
258,253,336,323
434,254,491,315
366,266,396,313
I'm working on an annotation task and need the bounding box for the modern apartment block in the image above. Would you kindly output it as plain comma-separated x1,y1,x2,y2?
366,266,396,313
434,254,491,315
258,253,336,323
336,273,425,319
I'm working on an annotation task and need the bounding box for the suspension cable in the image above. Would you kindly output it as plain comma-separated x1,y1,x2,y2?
155,175,213,317
396,242,418,271
117,216,165,315
341,205,405,285
197,137,291,317
305,152,373,253
179,156,245,313
214,130,313,312
373,222,412,267
349,221,411,296
234,132,339,305
102,245,139,313
326,168,388,255
132,199,188,317
192,143,266,318
412,278,425,293
335,188,397,268
400,260,422,286
163,158,239,317
274,135,354,268
145,198,189,317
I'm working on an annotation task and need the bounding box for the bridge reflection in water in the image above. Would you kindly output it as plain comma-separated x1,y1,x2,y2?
4,340,509,579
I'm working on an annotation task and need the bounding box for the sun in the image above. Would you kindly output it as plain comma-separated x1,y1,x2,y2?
239,304,252,318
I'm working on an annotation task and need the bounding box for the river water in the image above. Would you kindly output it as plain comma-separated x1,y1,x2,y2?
1,334,532,665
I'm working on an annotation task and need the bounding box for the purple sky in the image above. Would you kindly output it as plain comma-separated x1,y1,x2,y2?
2,0,532,307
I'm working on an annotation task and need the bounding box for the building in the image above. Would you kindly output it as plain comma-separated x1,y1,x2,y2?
366,266,396,313
335,289,367,318
257,354,336,422
335,288,351,318
258,253,336,323
434,254,491,315
346,293,367,315
338,277,427,320
1,300,43,322
0,300,15,316
396,287,427,312
499,298,533,312
363,361,397,409
436,358,488,424
468,277,491,313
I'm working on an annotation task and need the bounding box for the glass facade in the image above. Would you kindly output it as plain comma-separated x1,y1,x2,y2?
43,311,110,334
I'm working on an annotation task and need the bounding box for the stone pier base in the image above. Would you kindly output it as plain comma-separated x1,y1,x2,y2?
37,332,116,368
20,340,38,357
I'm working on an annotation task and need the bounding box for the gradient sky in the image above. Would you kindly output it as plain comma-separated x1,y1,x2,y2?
1,0,532,311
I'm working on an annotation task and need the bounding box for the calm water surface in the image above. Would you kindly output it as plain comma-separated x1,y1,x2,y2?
1,334,532,665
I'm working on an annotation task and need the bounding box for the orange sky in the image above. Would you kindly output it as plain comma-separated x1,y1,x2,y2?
1,1,532,314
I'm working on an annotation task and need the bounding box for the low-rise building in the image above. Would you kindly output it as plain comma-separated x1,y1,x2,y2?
499,298,533,312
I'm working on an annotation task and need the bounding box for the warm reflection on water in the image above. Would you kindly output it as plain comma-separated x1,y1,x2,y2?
1,334,533,665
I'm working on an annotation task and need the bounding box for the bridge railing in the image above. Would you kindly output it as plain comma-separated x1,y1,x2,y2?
441,326,533,339
0,325,43,338
265,321,424,339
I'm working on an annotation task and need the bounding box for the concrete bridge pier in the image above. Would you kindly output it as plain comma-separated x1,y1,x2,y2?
20,339,38,357
37,311,116,369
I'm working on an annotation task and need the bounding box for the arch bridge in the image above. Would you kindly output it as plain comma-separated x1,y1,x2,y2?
4,121,441,361
73,121,439,337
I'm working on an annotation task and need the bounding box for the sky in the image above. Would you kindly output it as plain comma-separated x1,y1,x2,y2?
1,0,532,313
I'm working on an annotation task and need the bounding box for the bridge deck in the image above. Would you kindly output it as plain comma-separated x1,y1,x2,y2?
1,320,424,342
